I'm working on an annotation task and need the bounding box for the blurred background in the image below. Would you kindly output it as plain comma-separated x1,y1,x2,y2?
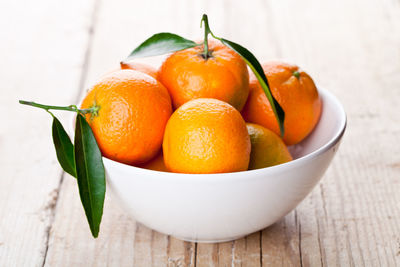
1,0,400,265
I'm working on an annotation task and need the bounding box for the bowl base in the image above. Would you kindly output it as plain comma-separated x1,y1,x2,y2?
173,234,246,243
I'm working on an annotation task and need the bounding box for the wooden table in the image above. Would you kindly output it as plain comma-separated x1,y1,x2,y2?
1,0,400,266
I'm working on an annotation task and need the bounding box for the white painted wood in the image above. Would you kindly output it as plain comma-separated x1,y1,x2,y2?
0,0,96,266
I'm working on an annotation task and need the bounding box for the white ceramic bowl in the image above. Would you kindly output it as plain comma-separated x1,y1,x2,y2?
102,88,346,242
74,87,346,243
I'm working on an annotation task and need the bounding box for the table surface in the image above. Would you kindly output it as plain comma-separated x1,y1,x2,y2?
1,0,400,266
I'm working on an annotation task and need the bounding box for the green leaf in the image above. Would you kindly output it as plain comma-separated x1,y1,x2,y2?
74,114,105,238
217,38,285,136
52,117,76,177
125,32,199,60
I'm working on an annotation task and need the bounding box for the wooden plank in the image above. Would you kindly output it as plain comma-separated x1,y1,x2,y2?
167,237,196,266
133,225,196,266
0,0,96,266
196,233,261,266
262,214,300,266
232,232,262,266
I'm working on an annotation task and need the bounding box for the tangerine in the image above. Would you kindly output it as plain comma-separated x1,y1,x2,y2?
246,123,292,169
120,61,158,79
80,69,172,165
163,98,250,174
158,39,249,111
241,61,322,145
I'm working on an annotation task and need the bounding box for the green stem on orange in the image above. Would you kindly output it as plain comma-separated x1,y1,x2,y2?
19,100,99,115
200,14,212,59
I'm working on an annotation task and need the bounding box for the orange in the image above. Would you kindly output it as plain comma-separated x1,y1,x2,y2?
158,39,249,111
246,123,292,169
163,98,251,174
80,69,172,165
120,61,158,79
241,61,322,145
138,152,169,172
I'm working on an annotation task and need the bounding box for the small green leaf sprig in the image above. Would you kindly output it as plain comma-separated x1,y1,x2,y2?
19,101,105,238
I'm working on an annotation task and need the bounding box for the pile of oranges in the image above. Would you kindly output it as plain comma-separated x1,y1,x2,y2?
81,39,321,174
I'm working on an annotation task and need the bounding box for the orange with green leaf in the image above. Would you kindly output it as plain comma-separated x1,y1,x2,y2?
242,62,321,145
158,39,249,111
80,69,172,165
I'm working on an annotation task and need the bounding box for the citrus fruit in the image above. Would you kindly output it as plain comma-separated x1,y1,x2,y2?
80,69,172,165
158,39,249,111
241,61,322,145
163,98,251,174
120,61,158,79
246,123,292,169
138,152,168,172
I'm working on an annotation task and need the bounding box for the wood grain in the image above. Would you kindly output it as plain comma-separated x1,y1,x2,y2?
2,0,400,266
0,0,96,266
268,1,400,266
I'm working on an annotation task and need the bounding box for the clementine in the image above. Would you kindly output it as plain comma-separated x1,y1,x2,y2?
158,39,249,111
163,98,251,174
120,61,158,79
246,123,292,169
80,69,172,165
241,61,322,145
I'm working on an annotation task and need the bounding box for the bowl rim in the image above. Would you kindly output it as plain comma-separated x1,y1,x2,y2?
72,87,347,180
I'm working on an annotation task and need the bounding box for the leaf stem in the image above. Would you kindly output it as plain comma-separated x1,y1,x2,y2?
200,16,224,45
19,100,98,115
201,14,212,59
